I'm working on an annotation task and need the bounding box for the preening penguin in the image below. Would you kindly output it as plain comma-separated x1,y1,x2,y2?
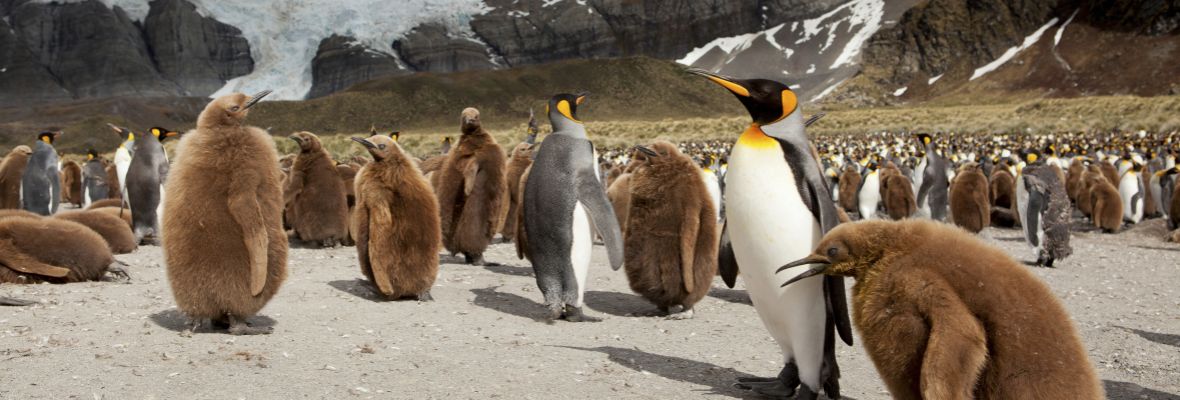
622,142,718,319
521,93,624,322
21,131,63,216
61,160,82,207
949,162,990,233
54,210,138,254
691,69,851,400
0,145,33,209
163,91,287,335
501,142,536,242
436,107,507,265
126,127,178,244
778,220,1103,400
0,216,126,284
284,132,350,247
1019,165,1072,267
351,135,440,300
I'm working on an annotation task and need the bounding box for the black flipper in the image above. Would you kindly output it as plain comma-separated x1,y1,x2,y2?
1131,175,1144,216
718,220,739,288
1023,176,1046,248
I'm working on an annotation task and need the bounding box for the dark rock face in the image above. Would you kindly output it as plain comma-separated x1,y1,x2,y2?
0,17,73,106
143,0,254,97
8,0,180,98
308,35,406,99
392,22,499,74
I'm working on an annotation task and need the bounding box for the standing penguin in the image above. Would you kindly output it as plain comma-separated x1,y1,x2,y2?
880,165,916,220
163,91,287,335
60,160,83,207
21,131,63,216
858,160,881,220
623,141,717,318
1118,163,1145,224
520,93,624,322
108,123,134,196
81,150,111,207
0,146,33,209
501,142,536,242
1019,165,1072,267
126,127,177,244
949,162,990,233
1089,172,1123,233
436,108,507,265
284,132,350,247
691,69,851,399
778,220,1103,400
351,135,440,300
914,133,950,221
837,165,860,214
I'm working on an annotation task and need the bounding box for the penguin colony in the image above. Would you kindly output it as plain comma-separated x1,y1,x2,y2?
13,72,1180,398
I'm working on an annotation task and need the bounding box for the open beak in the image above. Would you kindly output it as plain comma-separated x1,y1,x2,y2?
633,145,658,157
243,90,272,110
351,137,376,149
776,255,831,287
686,68,750,97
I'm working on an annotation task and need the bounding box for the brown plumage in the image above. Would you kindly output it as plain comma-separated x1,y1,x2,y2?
104,163,121,200
1066,158,1085,204
1142,171,1158,218
86,198,124,210
0,217,119,284
514,164,532,260
989,168,1016,209
336,163,359,246
284,132,350,247
91,207,133,228
880,165,916,220
782,220,1103,400
623,142,717,317
605,165,624,188
500,142,535,242
1099,161,1119,188
1170,175,1180,232
1077,165,1101,219
61,160,83,207
0,209,41,220
0,146,32,209
53,210,137,254
1088,173,1123,233
163,91,287,335
352,135,440,300
607,173,633,235
435,108,507,264
418,155,446,179
949,162,990,233
837,165,860,213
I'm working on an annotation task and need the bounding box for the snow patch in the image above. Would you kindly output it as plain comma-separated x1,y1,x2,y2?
927,74,943,85
971,18,1059,81
676,24,787,65
1055,10,1078,47
830,0,884,68
892,87,907,96
812,77,847,101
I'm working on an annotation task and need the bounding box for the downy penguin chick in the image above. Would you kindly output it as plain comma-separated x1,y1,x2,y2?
0,145,33,209
284,131,350,247
435,108,507,265
949,162,990,233
0,217,126,284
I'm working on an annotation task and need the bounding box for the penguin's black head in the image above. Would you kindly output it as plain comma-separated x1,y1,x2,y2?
106,123,133,141
87,149,98,160
547,92,588,124
38,130,62,144
149,127,179,142
914,133,933,147
688,69,795,126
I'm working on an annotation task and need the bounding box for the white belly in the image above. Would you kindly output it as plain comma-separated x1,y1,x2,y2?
700,170,722,222
571,202,592,307
115,149,131,191
1119,173,1142,223
858,173,880,220
725,144,826,388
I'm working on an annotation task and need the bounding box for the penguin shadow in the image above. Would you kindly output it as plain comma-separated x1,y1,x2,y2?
482,263,533,277
556,345,839,399
1116,325,1180,348
1103,380,1180,400
327,279,389,302
707,287,752,305
583,291,655,317
1130,245,1180,252
439,254,467,265
149,308,277,333
470,286,548,322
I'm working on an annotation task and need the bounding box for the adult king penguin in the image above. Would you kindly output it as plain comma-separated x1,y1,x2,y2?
520,93,624,322
914,133,949,221
21,131,63,216
691,69,852,400
126,127,177,244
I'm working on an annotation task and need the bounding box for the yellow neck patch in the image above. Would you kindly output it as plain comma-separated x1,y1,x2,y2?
40,136,51,144
736,124,776,149
775,90,798,123
87,154,94,161
557,100,580,123
151,128,161,138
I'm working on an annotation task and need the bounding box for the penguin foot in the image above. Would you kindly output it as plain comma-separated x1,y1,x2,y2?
321,238,340,249
417,291,434,302
665,307,694,320
105,262,131,282
181,318,204,338
734,380,795,399
0,297,35,307
796,384,820,400
464,253,485,266
562,306,601,322
227,316,272,336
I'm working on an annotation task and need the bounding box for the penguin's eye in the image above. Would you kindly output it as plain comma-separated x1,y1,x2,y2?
230,106,241,112
378,144,387,150
827,247,839,258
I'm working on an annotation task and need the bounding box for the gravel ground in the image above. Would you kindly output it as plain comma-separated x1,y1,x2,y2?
1,219,1178,399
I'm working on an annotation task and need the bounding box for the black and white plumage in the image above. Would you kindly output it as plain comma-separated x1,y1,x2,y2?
1020,165,1072,267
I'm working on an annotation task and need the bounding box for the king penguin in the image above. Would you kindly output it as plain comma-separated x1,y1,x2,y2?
108,123,134,198
1118,162,1145,224
914,133,949,221
126,127,177,244
520,93,624,322
21,131,63,216
690,69,852,400
857,159,881,220
81,149,110,207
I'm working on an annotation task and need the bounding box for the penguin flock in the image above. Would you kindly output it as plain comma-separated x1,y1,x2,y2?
8,68,1179,398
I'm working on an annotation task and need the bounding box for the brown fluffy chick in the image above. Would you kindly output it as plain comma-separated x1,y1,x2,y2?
501,142,535,242
949,162,990,233
779,220,1103,400
284,131,350,247
622,141,718,318
0,217,127,284
54,210,137,254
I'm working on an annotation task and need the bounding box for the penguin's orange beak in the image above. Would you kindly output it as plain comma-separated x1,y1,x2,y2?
687,69,750,97
776,255,831,287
